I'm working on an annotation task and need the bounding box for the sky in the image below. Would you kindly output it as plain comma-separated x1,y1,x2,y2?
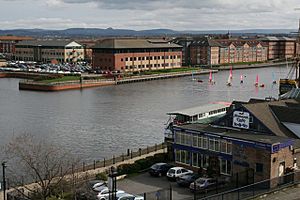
1,0,300,30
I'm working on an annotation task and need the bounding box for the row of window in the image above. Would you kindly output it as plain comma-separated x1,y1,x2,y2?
175,150,232,175
175,131,232,154
122,55,181,62
124,63,180,69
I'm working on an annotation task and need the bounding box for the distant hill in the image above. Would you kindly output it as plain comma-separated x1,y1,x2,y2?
0,28,296,37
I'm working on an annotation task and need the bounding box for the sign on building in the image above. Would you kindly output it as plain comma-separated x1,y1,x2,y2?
233,111,250,129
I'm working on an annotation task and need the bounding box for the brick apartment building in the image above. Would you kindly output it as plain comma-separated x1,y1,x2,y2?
92,39,182,72
259,36,297,60
15,40,84,63
0,36,33,59
171,98,300,185
189,38,268,66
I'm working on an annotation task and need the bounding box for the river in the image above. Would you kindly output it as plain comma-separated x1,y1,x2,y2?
0,66,289,162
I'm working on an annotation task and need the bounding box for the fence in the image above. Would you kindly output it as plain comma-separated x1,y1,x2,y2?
198,170,300,200
76,143,167,173
140,188,172,200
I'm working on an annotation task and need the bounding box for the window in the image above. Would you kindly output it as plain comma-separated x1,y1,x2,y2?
121,58,123,61
192,135,198,147
192,152,198,167
220,159,231,175
256,163,263,173
176,150,181,162
209,138,220,152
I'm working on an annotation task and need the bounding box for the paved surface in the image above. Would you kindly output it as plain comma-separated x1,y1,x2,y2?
118,173,194,200
254,184,300,200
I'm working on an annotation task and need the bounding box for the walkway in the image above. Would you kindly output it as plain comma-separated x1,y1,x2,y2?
0,147,167,200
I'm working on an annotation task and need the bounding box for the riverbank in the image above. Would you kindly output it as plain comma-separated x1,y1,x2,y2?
17,69,214,91
216,61,292,70
0,61,290,91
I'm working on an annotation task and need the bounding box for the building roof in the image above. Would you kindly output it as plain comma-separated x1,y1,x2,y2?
176,123,294,145
190,38,221,47
92,39,182,49
243,100,297,138
259,36,296,41
167,103,229,117
0,36,33,41
16,39,82,47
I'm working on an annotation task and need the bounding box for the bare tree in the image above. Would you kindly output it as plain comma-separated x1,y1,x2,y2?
4,133,80,200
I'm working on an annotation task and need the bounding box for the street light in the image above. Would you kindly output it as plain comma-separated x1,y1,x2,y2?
2,162,7,200
108,166,118,200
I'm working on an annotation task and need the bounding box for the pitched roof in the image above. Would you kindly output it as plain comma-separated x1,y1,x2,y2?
259,36,296,41
92,39,182,49
243,100,298,138
16,39,81,47
270,105,300,124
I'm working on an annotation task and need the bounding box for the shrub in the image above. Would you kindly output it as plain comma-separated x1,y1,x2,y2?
117,163,140,175
95,172,108,181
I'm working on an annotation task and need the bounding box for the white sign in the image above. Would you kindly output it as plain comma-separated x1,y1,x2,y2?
233,111,250,129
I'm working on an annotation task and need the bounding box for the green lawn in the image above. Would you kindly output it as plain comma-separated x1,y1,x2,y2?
39,76,80,83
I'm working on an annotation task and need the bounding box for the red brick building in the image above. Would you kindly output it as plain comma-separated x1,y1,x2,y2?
0,36,33,59
92,39,182,72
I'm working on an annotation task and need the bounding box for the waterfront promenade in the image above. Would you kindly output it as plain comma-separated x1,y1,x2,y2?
0,144,167,200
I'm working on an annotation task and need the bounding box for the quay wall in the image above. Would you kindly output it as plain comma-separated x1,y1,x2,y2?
19,80,115,91
217,61,292,71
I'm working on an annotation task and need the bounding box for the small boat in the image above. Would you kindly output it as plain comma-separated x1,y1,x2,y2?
198,80,203,83
192,71,196,81
230,66,233,79
226,74,232,86
255,74,259,87
272,72,277,84
260,84,265,87
209,70,212,83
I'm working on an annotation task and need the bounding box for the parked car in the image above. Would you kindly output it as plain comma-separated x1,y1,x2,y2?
189,177,217,192
176,173,201,187
116,193,144,200
87,180,107,192
149,163,173,177
97,187,125,200
166,167,193,181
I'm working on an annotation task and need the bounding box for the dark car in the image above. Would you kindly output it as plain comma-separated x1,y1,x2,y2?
149,163,173,177
176,173,201,187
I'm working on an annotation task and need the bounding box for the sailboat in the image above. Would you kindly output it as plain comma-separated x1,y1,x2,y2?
240,74,243,84
212,72,216,84
255,74,264,87
226,74,232,86
272,72,277,84
255,75,259,87
230,66,233,79
192,71,196,81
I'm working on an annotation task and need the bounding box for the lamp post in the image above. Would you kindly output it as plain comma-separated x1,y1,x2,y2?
2,162,7,200
108,166,118,200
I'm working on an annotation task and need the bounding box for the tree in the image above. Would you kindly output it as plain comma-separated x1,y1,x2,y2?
4,133,79,200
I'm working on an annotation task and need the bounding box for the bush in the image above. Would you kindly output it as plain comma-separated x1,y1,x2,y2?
95,172,108,181
117,153,169,175
117,163,141,175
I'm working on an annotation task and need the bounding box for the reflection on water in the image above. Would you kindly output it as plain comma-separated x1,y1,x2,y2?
0,66,288,162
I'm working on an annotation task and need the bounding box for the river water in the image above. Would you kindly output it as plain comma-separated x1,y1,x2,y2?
0,66,289,162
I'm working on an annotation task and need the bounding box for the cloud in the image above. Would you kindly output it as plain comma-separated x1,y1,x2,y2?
0,0,300,30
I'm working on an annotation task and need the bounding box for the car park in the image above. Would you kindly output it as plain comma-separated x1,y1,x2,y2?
149,163,173,177
176,173,201,187
166,167,193,181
